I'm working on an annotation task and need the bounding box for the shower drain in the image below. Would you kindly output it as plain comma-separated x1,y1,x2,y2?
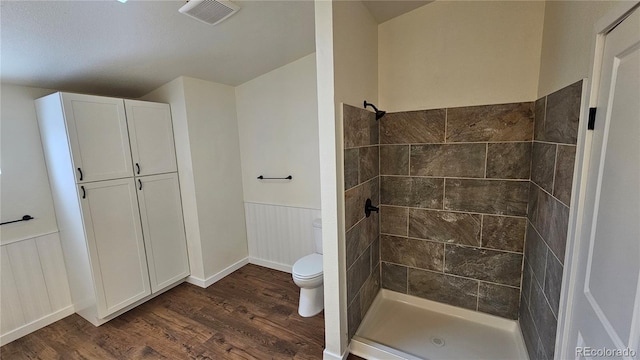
431,336,445,347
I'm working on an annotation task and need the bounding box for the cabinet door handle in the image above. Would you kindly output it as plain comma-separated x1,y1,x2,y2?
138,179,142,190
81,186,86,199
135,163,140,175
77,168,83,181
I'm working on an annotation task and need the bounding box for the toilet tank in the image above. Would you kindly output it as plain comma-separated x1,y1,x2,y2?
313,218,323,254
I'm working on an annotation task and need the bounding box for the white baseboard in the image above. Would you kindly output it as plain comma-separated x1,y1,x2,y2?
323,348,349,360
249,257,292,273
0,305,75,346
186,257,249,288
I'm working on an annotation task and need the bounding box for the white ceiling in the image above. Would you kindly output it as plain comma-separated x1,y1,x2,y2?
1,0,430,98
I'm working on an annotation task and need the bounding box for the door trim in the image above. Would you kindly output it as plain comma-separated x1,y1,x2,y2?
556,2,640,359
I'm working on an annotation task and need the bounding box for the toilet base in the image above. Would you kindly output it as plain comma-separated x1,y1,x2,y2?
298,284,324,317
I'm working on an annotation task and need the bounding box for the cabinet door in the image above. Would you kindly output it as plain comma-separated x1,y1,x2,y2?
62,93,133,183
79,179,150,318
136,173,189,293
125,100,177,176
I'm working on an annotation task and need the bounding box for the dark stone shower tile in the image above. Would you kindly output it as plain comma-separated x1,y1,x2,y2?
359,146,379,183
380,145,409,175
521,259,533,307
408,209,480,246
410,144,486,177
553,145,576,205
345,178,379,230
408,269,478,310
347,246,371,305
541,80,582,144
446,102,534,142
534,96,546,141
478,282,520,319
347,293,361,340
344,148,359,190
380,109,446,144
444,245,523,287
380,176,443,209
531,142,556,193
486,142,532,179
380,235,444,271
530,277,557,359
525,222,548,284
519,303,543,360
344,104,378,148
444,179,529,216
380,206,408,236
481,215,526,252
360,263,380,318
371,236,380,271
382,262,408,293
543,252,563,317
527,184,569,263
345,210,378,269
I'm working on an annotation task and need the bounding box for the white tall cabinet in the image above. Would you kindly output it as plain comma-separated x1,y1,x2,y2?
36,93,189,325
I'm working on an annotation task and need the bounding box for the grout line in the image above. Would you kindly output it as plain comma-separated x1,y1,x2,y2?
479,215,484,248
406,206,410,237
484,143,489,178
476,282,480,311
380,174,530,182
531,180,571,208
378,140,540,146
442,178,446,210
551,144,559,195
377,204,528,220
533,139,578,146
407,144,411,176
444,108,448,143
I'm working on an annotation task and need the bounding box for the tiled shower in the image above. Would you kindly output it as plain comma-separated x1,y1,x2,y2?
344,81,583,359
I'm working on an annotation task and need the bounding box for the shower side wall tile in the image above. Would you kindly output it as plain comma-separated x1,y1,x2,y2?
380,176,443,209
444,244,523,287
380,205,408,236
407,268,479,311
408,209,481,247
381,262,408,293
380,235,444,272
343,103,380,341
486,142,532,179
409,143,486,177
379,109,445,144
481,215,527,253
443,179,529,216
520,80,583,360
379,145,409,175
478,282,520,319
445,102,534,142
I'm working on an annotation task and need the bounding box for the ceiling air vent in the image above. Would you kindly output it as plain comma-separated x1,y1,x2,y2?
179,0,240,26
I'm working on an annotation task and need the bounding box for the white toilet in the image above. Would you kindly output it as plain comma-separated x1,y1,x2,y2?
292,218,324,317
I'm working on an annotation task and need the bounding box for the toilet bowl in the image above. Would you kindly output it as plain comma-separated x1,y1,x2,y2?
292,219,323,317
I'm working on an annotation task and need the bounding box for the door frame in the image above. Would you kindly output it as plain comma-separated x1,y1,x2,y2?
556,2,640,359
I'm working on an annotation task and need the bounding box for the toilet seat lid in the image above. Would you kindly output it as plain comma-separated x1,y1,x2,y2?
293,253,323,279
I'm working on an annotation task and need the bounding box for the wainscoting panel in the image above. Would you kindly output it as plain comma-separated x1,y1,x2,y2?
0,232,74,345
244,202,321,273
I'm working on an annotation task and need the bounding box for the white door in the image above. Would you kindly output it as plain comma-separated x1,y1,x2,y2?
125,100,177,176
564,7,640,359
136,173,189,293
79,178,151,318
62,93,133,183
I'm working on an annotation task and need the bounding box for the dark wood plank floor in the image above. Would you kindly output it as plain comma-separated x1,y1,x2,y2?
1,264,365,360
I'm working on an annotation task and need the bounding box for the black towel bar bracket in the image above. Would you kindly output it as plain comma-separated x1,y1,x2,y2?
257,175,293,180
1,215,34,226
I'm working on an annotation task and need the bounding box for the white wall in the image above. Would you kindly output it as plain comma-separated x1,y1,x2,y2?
315,1,378,358
235,53,321,209
143,77,248,284
1,84,57,243
537,1,620,97
378,0,545,112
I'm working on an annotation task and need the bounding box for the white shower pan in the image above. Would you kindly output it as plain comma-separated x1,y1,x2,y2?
351,290,529,360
